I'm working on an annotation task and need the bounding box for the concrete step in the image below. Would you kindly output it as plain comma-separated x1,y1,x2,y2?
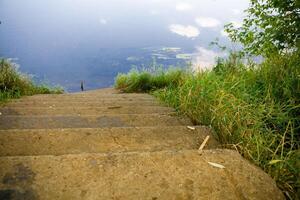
26,93,155,99
0,106,174,115
3,100,162,107
9,97,157,104
59,88,118,95
71,88,119,94
19,95,155,101
0,150,284,200
0,126,218,156
0,114,192,129
27,89,152,99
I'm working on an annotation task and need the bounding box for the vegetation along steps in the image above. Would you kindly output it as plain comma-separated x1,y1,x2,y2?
0,88,284,199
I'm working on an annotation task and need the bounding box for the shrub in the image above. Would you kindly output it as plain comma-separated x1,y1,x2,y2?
0,58,63,102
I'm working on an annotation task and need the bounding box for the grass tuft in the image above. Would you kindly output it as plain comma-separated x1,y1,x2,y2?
115,68,186,93
0,58,63,102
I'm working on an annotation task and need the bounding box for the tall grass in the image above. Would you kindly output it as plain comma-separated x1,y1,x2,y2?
115,52,300,199
0,58,63,102
115,67,187,92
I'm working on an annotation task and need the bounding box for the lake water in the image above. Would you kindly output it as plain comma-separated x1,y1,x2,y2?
0,0,248,92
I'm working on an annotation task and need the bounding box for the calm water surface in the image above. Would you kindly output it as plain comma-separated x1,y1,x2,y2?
0,0,248,92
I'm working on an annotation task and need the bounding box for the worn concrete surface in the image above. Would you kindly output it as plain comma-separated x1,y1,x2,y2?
0,126,218,156
0,150,284,200
0,88,284,200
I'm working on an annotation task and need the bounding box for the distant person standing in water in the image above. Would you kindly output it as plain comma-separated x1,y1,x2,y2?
81,81,84,91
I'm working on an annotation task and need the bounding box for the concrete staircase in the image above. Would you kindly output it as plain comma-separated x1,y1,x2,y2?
0,88,284,200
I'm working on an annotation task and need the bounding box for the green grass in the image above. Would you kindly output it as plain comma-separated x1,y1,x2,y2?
115,67,187,93
115,52,300,199
0,58,63,102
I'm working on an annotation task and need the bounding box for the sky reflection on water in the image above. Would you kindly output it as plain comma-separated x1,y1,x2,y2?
0,0,248,91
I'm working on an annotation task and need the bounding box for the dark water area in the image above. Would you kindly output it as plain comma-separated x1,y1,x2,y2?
0,0,248,92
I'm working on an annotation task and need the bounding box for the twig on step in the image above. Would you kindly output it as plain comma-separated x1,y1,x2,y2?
198,135,210,155
187,126,195,130
108,106,122,109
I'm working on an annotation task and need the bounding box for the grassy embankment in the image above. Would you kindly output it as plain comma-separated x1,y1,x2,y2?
115,52,300,199
0,58,63,102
